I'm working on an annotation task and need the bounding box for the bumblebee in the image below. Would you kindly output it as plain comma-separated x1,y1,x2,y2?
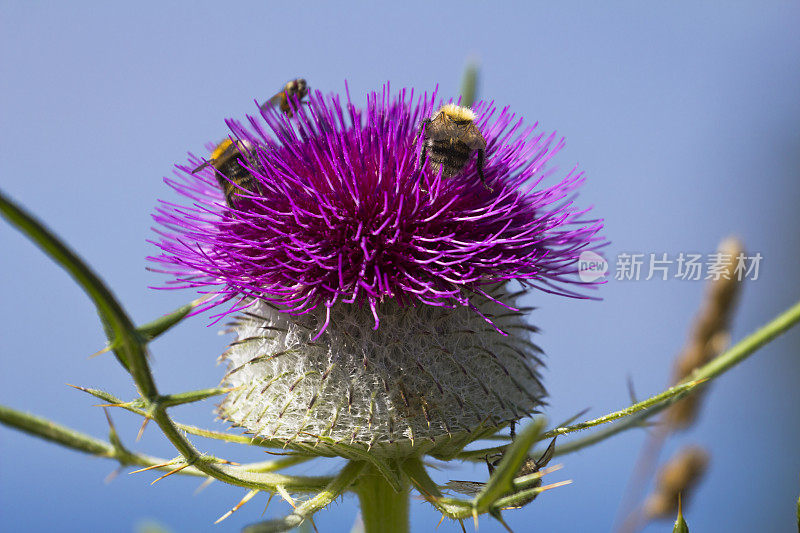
418,103,490,190
192,139,258,208
259,78,308,117
192,79,308,206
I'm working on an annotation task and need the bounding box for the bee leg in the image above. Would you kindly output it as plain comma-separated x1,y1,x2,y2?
509,420,516,439
192,159,214,174
419,145,428,170
476,149,492,192
415,119,430,143
224,191,236,209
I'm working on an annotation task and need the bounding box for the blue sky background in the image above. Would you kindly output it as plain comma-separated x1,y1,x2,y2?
2,2,799,532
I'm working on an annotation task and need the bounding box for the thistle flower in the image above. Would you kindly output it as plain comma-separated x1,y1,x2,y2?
149,83,603,454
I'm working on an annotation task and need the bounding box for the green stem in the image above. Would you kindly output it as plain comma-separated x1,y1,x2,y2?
0,190,331,492
355,464,410,533
0,403,202,477
244,461,366,533
0,404,324,486
71,385,292,448
457,299,800,462
544,299,800,440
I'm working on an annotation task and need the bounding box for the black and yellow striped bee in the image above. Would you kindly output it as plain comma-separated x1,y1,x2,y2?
418,103,490,191
192,79,309,207
192,139,258,208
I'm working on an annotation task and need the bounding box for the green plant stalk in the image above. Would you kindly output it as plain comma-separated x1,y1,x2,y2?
0,190,147,382
355,463,410,533
95,299,201,356
0,404,324,484
71,385,295,449
0,189,330,493
0,404,202,477
458,299,800,462
244,460,366,533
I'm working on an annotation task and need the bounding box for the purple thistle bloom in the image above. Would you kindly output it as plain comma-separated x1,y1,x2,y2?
149,83,604,333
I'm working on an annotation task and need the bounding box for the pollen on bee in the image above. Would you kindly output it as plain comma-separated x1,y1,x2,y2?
210,138,235,160
438,103,476,121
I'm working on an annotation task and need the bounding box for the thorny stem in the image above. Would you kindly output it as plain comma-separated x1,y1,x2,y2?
0,404,200,477
0,404,323,484
4,185,800,526
0,189,330,493
459,299,800,462
0,189,149,386
244,461,366,533
70,386,297,449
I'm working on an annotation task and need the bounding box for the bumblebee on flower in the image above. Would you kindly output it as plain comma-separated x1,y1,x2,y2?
150,83,604,453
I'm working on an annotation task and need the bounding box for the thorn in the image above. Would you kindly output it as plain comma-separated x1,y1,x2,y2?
626,375,638,404
194,477,214,495
151,463,190,485
66,383,90,392
104,466,123,484
261,492,275,517
436,515,445,529
130,461,178,474
137,416,151,442
94,403,127,408
537,479,573,492
472,507,479,530
88,345,111,359
457,518,467,533
103,408,115,429
537,464,564,477
309,516,319,533
276,485,296,508
494,512,513,533
214,489,259,524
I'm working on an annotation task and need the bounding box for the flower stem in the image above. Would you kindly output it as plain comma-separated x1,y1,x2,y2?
457,299,800,462
355,464,410,533
545,299,800,435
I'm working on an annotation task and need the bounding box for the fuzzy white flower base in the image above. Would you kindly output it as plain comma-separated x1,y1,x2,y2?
218,288,545,457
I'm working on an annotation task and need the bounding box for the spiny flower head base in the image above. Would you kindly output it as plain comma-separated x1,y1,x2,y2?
219,287,544,456
149,84,604,333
